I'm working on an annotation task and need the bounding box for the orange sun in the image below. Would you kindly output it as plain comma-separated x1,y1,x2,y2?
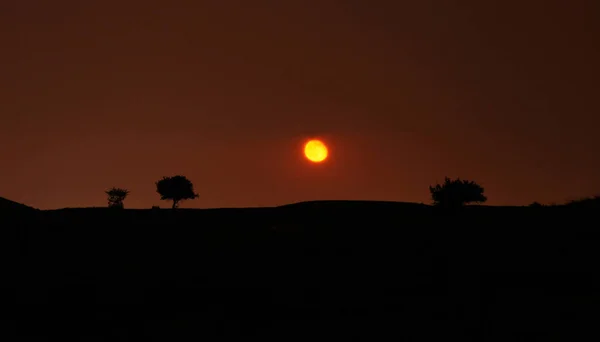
304,139,328,163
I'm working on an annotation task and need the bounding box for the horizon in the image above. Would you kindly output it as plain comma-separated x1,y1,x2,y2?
1,194,587,211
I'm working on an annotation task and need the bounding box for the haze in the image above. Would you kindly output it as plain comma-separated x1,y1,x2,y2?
1,0,598,209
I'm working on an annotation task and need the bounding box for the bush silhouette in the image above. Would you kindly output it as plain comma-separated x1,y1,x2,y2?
429,177,487,208
564,195,600,208
155,175,199,209
105,187,129,209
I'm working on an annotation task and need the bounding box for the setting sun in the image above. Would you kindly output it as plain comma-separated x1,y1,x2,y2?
304,139,328,163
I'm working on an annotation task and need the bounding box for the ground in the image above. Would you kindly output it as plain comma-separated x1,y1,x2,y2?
1,199,598,340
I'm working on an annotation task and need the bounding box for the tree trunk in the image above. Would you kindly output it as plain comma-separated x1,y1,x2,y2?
172,200,179,209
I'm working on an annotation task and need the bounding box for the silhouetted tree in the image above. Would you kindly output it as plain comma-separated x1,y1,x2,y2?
429,177,487,208
105,187,129,209
155,175,199,209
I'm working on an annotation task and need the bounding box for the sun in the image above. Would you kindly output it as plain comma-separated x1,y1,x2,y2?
304,139,328,163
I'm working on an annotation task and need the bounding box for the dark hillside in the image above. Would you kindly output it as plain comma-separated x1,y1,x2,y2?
0,196,38,215
3,201,600,340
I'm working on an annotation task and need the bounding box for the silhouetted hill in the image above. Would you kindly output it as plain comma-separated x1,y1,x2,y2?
564,195,600,208
0,196,37,212
3,200,599,340
278,199,428,210
0,197,39,224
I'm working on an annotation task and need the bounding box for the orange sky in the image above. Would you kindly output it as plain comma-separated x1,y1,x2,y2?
1,0,599,209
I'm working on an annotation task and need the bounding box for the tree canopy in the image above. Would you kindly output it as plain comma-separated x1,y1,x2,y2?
155,175,199,209
429,177,487,208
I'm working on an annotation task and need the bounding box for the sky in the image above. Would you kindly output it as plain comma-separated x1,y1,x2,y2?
1,0,599,209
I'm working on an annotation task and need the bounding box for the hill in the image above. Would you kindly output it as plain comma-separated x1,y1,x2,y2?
0,196,39,223
0,196,37,212
2,199,599,340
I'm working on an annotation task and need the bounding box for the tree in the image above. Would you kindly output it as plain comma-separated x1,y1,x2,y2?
155,175,199,209
429,177,487,208
105,187,130,209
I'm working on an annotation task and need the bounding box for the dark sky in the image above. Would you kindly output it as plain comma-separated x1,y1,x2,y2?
1,0,599,209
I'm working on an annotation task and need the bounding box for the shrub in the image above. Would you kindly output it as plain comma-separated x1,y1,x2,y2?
429,177,487,208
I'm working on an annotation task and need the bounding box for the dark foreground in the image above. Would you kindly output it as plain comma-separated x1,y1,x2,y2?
2,201,599,340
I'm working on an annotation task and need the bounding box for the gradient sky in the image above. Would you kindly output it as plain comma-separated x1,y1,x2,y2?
1,0,599,209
